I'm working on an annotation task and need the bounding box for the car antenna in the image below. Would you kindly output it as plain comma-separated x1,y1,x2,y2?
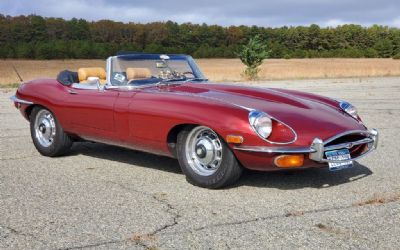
12,64,24,82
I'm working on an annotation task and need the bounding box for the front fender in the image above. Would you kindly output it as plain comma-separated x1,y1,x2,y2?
126,91,267,155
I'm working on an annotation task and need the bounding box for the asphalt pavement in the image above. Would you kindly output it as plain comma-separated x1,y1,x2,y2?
0,77,399,249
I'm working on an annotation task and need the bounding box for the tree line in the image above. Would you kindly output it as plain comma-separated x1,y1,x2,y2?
1,14,400,59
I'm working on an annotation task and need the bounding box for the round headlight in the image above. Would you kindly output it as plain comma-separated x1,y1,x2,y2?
339,101,358,118
249,110,272,138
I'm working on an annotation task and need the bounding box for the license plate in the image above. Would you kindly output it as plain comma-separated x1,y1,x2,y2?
325,149,353,171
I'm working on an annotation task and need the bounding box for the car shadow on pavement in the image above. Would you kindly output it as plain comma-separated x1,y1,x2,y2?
70,142,182,174
71,142,373,189
235,162,373,189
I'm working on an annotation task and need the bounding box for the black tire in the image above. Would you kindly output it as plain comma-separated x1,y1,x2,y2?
30,106,73,157
176,126,243,189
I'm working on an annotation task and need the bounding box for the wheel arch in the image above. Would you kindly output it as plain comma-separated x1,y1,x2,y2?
166,122,237,158
167,123,198,157
25,104,47,120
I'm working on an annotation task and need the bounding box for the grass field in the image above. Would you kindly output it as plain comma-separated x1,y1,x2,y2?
1,58,400,86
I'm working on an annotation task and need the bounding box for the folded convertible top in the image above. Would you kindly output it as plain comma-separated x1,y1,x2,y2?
57,70,78,86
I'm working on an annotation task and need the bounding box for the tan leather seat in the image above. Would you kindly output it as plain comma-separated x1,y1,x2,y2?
126,68,151,80
78,67,107,84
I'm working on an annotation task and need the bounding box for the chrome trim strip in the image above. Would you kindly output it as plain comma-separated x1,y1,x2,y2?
105,84,143,91
324,137,373,151
10,95,33,105
71,83,98,90
322,130,375,145
234,145,316,153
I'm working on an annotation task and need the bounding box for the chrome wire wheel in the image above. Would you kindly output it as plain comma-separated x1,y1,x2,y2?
185,126,223,176
34,109,56,147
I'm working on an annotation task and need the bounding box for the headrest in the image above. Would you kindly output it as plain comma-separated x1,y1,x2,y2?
126,68,151,80
78,67,106,82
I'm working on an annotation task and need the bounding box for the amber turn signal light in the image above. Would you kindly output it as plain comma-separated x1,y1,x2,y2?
226,135,244,144
274,154,304,168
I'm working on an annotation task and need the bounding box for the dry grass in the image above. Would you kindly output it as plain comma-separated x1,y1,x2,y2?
1,58,400,85
129,233,157,249
130,234,156,243
0,59,104,85
354,193,400,206
197,58,400,81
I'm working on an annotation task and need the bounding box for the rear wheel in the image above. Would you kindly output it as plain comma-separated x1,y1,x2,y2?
177,126,242,188
30,107,72,157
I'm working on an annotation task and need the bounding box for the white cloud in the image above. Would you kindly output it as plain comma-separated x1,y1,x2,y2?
323,19,347,27
392,17,400,27
1,0,400,27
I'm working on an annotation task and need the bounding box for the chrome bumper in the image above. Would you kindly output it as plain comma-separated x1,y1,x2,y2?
234,129,379,164
309,129,378,163
10,95,33,105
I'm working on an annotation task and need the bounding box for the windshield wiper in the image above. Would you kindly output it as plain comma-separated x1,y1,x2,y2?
156,78,185,86
184,78,208,82
156,77,208,87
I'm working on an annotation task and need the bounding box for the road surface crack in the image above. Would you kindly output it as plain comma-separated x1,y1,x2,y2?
192,204,351,232
188,197,400,234
57,239,124,250
0,223,47,245
105,181,181,248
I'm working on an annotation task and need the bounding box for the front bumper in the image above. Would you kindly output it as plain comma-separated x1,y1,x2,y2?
10,95,33,105
234,129,378,164
10,95,34,121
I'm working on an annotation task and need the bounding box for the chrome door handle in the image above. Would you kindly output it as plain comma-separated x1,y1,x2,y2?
68,89,78,95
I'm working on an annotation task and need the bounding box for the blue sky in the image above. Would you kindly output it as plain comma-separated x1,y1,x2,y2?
1,0,399,27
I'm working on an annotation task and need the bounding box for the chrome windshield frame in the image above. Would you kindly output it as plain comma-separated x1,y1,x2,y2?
105,54,206,88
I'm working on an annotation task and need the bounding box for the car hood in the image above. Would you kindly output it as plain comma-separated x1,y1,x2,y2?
163,82,366,142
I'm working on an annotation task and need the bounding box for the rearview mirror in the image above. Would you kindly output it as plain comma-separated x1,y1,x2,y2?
160,54,170,60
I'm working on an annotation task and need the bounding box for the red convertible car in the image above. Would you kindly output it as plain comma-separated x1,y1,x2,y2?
11,53,378,188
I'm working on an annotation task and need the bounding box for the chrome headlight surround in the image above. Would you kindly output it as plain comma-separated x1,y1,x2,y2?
248,110,272,139
339,101,358,119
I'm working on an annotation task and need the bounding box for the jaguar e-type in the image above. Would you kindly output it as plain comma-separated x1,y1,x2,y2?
11,53,378,188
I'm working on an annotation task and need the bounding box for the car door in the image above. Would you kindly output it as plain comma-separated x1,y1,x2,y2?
63,85,119,140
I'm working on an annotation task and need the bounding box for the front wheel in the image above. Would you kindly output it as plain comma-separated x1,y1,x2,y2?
177,126,243,189
30,107,73,157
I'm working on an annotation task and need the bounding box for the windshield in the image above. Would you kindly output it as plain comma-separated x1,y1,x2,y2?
109,54,206,86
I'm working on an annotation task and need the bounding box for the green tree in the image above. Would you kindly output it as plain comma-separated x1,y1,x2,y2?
237,35,269,80
364,48,379,58
374,39,393,58
30,15,47,41
1,14,400,59
15,43,33,58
